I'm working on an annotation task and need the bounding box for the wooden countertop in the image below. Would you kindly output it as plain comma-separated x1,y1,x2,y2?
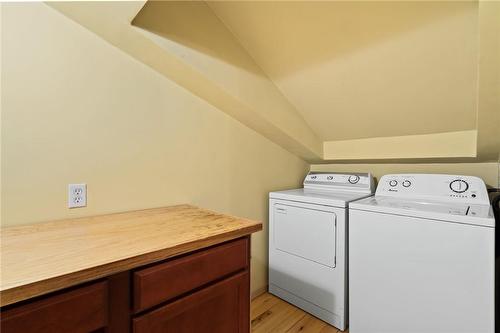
0,205,262,307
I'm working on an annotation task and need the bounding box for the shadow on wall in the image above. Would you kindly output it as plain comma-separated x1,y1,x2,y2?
133,1,476,80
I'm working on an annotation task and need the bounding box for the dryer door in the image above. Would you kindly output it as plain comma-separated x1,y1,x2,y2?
273,203,337,267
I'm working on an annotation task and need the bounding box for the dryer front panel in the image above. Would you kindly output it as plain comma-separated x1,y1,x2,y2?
273,203,336,267
268,199,347,329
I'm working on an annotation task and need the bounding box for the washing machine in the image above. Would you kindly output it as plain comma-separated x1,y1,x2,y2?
269,171,374,330
349,174,495,333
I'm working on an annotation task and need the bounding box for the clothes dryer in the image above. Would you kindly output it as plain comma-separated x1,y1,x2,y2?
269,172,374,330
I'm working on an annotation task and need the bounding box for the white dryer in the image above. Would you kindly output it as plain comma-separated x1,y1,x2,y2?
269,171,374,330
349,174,495,333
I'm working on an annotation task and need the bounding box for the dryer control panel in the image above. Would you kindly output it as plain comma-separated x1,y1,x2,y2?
376,174,490,204
304,172,374,194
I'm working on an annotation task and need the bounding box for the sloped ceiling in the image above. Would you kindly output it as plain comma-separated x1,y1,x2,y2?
208,1,478,142
49,1,499,162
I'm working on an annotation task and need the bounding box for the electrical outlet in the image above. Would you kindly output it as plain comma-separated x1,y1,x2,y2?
68,184,87,208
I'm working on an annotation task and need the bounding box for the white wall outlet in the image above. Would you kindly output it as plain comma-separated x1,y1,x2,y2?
68,184,87,208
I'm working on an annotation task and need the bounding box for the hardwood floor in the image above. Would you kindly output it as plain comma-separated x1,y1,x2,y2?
251,293,347,333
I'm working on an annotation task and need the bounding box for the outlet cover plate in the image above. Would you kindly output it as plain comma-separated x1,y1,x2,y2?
68,183,87,208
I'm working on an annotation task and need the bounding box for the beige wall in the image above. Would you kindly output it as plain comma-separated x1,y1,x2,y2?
1,3,308,295
323,130,477,161
476,1,500,161
311,162,500,189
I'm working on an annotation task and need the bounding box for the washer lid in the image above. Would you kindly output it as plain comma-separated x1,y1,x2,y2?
270,188,373,207
350,196,494,228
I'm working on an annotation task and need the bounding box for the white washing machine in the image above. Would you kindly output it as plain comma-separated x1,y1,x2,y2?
349,174,495,333
269,171,374,330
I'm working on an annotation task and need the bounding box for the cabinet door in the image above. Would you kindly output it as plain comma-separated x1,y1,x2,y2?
133,271,249,333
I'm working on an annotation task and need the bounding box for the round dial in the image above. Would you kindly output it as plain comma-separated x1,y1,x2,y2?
402,180,411,188
389,180,398,187
449,179,469,193
348,175,360,184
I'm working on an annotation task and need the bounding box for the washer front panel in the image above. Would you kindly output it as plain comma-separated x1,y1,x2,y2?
349,209,494,333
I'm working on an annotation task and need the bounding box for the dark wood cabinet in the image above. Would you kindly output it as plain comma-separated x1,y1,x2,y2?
133,237,249,313
0,282,108,333
0,237,251,333
133,271,249,333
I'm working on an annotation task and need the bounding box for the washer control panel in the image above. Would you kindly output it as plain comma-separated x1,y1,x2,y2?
304,172,374,193
376,174,489,204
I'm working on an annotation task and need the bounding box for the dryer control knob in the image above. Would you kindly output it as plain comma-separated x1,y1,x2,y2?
450,179,469,193
402,180,411,187
389,180,398,187
348,175,360,184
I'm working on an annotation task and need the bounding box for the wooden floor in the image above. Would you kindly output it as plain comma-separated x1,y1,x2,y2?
251,293,348,333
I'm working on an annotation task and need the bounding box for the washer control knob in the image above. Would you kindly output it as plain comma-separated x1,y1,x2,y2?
402,180,411,187
389,180,398,187
450,179,469,193
327,176,334,180
348,175,360,184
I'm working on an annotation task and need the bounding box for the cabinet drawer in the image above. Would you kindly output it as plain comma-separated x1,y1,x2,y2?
133,237,249,312
133,271,249,333
0,281,108,333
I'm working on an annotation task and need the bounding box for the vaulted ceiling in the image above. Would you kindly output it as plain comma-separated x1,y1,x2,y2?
209,1,478,141
49,1,499,162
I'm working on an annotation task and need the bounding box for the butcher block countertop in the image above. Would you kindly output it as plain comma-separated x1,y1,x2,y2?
0,205,262,307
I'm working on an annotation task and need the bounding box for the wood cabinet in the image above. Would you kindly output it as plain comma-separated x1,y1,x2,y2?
133,237,249,313
0,237,251,333
133,272,249,333
0,282,108,333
